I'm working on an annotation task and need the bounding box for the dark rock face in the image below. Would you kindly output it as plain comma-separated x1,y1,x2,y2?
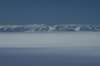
41,28,49,31
80,27,92,31
55,26,61,31
0,24,100,32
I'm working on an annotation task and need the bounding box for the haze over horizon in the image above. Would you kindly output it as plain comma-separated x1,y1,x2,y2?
1,0,100,25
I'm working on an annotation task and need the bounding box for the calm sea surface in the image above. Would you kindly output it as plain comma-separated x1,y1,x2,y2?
0,32,100,66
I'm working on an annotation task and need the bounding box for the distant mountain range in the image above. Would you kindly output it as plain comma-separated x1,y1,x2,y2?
0,24,100,32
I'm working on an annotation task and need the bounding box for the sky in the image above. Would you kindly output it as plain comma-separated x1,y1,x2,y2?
0,0,100,25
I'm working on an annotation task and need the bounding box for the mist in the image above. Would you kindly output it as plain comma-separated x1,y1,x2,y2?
0,32,100,48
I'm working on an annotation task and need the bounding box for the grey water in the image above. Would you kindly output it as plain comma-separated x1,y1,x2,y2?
0,32,100,66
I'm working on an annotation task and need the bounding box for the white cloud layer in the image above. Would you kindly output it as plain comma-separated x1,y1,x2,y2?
0,32,100,48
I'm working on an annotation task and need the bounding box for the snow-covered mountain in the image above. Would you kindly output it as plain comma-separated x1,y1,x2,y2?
0,24,100,32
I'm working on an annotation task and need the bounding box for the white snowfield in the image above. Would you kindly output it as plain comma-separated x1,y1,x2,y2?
0,24,100,32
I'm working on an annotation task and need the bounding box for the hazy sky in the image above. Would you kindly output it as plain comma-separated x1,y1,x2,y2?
0,0,100,25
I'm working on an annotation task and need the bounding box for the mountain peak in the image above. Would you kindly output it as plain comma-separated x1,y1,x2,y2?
0,24,100,32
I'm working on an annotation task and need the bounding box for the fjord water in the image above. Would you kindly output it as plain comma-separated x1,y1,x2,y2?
0,32,100,66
